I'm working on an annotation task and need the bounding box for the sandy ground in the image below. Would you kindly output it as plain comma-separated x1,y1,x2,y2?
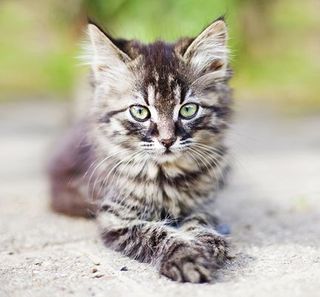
0,101,320,297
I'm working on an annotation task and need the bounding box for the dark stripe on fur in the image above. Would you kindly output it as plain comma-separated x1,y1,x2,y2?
99,108,127,123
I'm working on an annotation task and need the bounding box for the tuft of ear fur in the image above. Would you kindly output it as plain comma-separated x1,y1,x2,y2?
183,19,229,79
81,23,132,82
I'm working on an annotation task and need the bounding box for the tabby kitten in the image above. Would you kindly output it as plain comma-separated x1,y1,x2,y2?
49,18,233,283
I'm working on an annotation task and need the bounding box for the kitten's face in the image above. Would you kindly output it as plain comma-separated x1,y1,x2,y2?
86,20,232,163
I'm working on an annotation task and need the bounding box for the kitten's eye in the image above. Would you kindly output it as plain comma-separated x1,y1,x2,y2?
129,105,150,122
179,103,199,119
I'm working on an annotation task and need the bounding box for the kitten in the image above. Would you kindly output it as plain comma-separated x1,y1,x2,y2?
48,17,233,283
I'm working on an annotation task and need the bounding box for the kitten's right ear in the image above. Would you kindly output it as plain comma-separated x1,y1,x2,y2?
182,19,229,79
84,23,132,81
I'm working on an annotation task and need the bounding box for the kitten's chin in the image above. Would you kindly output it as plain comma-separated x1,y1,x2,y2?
150,149,184,164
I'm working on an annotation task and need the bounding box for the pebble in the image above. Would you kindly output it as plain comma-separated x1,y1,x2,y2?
93,274,104,279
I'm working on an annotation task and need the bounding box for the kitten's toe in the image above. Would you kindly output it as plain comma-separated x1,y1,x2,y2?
160,257,212,283
196,232,229,264
160,245,214,283
182,260,212,283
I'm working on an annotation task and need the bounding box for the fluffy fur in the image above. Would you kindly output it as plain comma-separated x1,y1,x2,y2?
48,18,233,283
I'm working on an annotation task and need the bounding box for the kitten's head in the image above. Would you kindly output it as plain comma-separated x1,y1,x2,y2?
85,19,232,164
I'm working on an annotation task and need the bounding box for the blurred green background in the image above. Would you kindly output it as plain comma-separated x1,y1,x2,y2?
1,0,319,113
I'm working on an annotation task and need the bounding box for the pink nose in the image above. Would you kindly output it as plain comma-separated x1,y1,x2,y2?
160,137,176,148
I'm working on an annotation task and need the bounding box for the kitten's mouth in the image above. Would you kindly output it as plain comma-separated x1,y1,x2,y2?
164,148,173,155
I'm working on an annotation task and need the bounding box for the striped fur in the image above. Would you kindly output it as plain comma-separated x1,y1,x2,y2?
49,18,233,283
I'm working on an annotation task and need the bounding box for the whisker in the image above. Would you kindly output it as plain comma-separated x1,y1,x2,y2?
192,142,239,169
188,147,224,186
87,149,129,201
96,150,144,200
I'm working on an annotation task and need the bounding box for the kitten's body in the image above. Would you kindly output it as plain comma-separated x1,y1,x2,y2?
49,19,233,283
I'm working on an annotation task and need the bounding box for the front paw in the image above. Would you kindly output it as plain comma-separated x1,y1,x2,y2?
159,242,217,283
196,232,229,264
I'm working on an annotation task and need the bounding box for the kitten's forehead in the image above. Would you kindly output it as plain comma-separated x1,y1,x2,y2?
136,41,190,109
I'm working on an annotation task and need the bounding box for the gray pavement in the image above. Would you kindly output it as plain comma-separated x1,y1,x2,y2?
0,101,320,297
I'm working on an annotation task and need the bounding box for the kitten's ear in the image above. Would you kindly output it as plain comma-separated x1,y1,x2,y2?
84,23,132,80
183,19,228,78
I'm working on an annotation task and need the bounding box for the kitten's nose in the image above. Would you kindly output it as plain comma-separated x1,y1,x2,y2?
160,137,176,148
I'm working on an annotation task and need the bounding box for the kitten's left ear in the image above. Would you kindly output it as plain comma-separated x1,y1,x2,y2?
183,19,229,78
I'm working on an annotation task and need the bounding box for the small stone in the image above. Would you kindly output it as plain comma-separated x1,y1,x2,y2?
120,266,128,271
92,268,98,273
93,274,104,279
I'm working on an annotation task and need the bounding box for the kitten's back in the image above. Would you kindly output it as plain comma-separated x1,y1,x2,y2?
48,121,97,217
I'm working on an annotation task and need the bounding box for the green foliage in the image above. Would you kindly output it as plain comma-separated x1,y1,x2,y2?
0,0,319,111
0,1,77,99
87,0,237,41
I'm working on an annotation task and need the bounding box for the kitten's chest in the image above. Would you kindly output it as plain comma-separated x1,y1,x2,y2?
107,159,220,219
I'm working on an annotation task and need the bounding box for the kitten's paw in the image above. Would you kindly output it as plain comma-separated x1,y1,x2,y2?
159,243,215,283
196,232,229,264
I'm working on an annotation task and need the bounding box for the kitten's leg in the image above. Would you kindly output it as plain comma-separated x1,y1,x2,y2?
98,204,226,283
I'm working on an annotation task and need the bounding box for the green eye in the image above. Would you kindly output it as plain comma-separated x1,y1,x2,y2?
129,105,150,122
179,103,199,119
